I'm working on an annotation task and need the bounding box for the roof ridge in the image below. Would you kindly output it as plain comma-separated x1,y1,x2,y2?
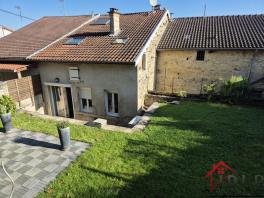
173,13,264,20
42,15,92,18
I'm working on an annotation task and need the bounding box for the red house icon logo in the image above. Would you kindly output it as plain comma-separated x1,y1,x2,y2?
205,161,237,192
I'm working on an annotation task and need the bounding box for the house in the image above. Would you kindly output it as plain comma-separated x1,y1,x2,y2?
0,15,95,81
28,7,170,121
0,25,13,38
0,6,263,123
0,15,97,111
156,15,264,95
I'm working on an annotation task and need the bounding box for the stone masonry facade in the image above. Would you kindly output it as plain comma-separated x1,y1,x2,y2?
137,14,170,110
155,50,264,95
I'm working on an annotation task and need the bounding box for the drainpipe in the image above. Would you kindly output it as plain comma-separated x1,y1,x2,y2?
248,50,258,83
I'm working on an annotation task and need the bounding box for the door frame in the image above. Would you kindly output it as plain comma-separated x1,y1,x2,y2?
45,82,75,118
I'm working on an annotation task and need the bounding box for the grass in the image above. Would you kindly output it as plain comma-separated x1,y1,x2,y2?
9,102,264,197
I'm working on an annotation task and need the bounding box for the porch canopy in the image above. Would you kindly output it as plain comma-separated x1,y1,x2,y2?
0,63,29,72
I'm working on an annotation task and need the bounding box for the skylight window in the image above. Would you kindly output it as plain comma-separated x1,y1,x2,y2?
113,38,128,44
65,37,85,45
91,18,110,25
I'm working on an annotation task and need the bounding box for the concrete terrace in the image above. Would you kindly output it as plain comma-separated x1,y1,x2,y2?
0,129,89,198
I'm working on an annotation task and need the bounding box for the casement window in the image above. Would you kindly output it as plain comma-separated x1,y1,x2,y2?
69,67,80,81
196,50,205,61
142,53,146,70
105,91,119,116
79,87,92,113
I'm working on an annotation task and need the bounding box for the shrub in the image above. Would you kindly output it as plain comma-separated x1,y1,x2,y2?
57,121,70,130
0,95,16,115
202,81,217,101
220,76,249,103
176,91,187,98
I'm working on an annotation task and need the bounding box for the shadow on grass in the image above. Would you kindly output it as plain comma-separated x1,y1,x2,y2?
46,102,264,198
115,103,264,198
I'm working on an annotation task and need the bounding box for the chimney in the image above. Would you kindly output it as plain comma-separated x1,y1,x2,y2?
109,8,120,36
153,4,161,11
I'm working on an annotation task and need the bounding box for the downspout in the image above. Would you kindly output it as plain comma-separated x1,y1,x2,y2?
248,50,258,82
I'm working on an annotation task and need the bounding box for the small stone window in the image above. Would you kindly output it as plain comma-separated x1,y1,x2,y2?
142,53,146,70
196,50,205,61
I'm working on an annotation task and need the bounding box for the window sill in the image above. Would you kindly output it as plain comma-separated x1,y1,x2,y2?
106,112,119,117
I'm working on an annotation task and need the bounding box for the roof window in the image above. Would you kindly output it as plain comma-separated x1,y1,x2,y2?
113,38,128,44
65,37,85,45
91,18,110,25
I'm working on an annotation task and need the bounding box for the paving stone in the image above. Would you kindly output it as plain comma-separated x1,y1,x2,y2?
27,158,42,167
0,129,89,198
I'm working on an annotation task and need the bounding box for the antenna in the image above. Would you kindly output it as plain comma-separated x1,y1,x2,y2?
59,0,66,16
14,5,22,25
150,0,158,7
203,3,207,17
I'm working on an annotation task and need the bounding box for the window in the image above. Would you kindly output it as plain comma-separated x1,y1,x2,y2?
105,92,119,116
91,18,110,25
69,67,80,81
142,53,146,70
65,37,85,45
79,88,92,113
113,38,128,44
196,50,205,61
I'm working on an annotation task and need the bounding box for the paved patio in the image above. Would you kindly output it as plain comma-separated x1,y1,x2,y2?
0,129,89,198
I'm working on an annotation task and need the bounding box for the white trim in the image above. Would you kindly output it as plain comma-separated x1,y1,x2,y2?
44,82,72,88
134,10,170,65
26,14,100,59
105,91,119,117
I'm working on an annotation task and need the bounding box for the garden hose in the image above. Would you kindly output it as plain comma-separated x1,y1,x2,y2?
1,160,15,198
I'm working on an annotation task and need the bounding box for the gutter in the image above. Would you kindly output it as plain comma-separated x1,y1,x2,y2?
157,48,264,51
26,14,100,60
134,10,170,66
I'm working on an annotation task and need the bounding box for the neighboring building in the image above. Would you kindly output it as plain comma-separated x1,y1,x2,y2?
29,7,170,121
0,25,13,38
156,15,264,95
0,15,94,80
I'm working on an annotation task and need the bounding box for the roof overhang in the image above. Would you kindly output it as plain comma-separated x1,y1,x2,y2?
0,63,29,72
157,48,264,51
134,10,170,66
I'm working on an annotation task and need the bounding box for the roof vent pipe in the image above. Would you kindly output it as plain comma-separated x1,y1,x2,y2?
153,4,161,11
109,8,120,36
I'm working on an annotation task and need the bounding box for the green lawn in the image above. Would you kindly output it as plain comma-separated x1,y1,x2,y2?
10,102,264,197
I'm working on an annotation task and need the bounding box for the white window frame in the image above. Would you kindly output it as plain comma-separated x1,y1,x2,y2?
69,67,80,81
79,87,93,113
105,91,119,117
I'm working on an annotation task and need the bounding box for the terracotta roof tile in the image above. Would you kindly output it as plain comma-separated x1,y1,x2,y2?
0,63,29,72
31,10,167,63
0,16,92,60
158,14,264,50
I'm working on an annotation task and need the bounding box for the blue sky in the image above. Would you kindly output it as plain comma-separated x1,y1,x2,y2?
0,0,264,30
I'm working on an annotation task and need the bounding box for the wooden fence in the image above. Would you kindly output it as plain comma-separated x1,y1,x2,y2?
1,75,42,106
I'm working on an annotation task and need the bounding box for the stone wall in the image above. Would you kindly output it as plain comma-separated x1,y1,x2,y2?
155,50,264,94
137,13,170,109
